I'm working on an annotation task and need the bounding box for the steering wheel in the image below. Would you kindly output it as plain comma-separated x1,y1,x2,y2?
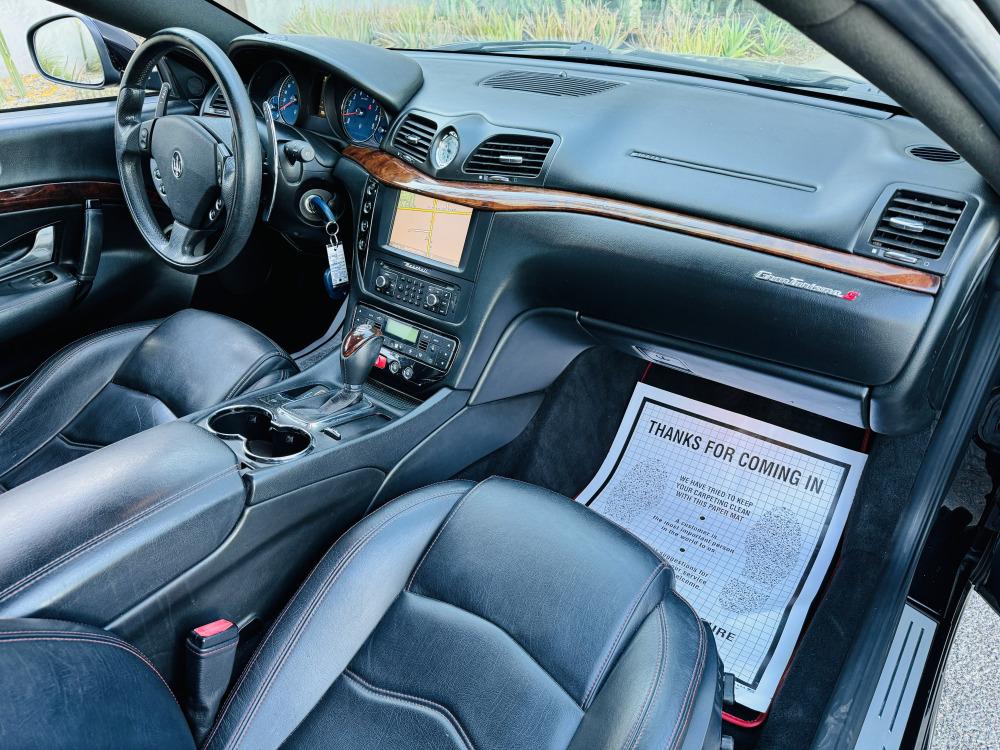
114,29,261,274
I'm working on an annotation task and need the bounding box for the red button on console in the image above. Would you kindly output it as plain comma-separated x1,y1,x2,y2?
374,354,387,370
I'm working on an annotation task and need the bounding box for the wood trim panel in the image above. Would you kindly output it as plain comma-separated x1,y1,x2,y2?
344,146,940,295
0,181,125,214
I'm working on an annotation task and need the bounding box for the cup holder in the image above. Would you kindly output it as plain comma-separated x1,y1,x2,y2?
207,406,312,463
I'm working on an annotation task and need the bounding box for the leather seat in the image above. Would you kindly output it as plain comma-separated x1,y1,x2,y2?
0,478,723,749
0,308,296,491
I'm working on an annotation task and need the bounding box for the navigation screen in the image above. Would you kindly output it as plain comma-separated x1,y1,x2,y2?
388,191,473,268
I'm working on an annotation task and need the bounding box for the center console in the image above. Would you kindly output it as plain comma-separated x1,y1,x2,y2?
354,175,490,394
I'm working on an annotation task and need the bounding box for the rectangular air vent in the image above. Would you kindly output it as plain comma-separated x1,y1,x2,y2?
481,70,623,97
870,189,966,259
392,113,437,163
205,87,228,116
465,135,554,179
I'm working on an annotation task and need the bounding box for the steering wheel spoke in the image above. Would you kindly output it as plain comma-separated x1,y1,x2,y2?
113,29,261,275
164,221,212,264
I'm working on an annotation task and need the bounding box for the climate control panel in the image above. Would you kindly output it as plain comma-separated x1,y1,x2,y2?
353,304,457,390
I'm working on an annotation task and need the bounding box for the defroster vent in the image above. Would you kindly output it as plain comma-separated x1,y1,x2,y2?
481,70,622,97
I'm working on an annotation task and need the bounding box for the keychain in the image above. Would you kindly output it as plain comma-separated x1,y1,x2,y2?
324,218,350,289
304,194,350,298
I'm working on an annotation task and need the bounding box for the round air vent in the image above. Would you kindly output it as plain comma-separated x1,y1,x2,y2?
906,145,962,163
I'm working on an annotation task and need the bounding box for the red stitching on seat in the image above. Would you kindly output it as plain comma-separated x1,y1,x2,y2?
0,467,237,602
582,563,664,708
622,604,667,750
343,669,476,750
0,633,179,705
212,487,470,750
664,607,708,750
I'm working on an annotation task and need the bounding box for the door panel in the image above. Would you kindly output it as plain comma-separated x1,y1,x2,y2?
0,101,124,190
0,98,198,386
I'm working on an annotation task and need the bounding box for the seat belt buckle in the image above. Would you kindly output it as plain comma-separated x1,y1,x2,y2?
184,619,239,743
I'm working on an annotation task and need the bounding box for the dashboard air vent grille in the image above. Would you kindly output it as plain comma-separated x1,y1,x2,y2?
206,87,228,116
871,190,966,259
393,113,437,162
906,145,961,163
465,135,554,179
480,70,622,97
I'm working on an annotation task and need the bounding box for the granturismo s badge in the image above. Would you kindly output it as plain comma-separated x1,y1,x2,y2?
754,270,860,301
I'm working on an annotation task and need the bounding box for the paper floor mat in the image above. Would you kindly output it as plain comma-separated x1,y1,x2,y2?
576,383,867,712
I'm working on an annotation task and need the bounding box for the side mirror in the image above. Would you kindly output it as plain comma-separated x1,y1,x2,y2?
26,14,137,90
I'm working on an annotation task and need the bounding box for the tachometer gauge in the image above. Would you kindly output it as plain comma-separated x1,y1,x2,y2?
270,75,300,125
341,88,388,145
433,130,460,168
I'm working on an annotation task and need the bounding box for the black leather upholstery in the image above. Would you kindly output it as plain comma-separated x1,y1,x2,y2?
0,308,296,490
0,619,195,749
206,478,722,750
0,421,245,623
0,478,722,749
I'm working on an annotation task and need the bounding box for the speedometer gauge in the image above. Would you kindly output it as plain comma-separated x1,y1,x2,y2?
269,75,300,125
341,88,388,145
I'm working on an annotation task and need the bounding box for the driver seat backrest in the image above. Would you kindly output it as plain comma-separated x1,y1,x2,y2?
0,308,297,491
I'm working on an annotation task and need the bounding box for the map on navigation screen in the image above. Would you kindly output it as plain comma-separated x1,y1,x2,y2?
388,191,473,268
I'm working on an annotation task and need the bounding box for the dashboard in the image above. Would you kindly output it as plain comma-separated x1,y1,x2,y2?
200,34,1000,436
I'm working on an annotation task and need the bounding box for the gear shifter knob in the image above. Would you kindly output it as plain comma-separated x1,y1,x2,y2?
341,323,383,390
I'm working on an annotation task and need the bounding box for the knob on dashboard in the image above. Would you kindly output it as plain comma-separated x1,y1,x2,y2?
375,274,389,290
425,292,439,307
402,366,415,381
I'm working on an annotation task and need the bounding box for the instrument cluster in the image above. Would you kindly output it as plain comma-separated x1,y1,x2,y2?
322,76,390,147
204,59,394,148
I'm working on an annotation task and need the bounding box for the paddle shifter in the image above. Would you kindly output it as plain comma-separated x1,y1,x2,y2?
281,323,382,424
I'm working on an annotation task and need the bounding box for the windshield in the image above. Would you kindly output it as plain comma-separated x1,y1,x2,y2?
223,0,888,104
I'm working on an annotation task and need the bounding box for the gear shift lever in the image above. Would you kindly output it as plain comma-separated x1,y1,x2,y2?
340,323,383,391
281,323,383,424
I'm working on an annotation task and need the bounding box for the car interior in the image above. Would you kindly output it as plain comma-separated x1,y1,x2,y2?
1,0,1000,748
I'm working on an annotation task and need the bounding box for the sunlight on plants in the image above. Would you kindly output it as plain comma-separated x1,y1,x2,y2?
283,0,819,64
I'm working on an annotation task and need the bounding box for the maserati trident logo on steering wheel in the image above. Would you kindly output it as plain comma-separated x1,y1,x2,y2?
170,150,184,179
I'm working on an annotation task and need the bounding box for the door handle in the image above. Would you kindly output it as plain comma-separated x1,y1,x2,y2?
0,225,55,276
